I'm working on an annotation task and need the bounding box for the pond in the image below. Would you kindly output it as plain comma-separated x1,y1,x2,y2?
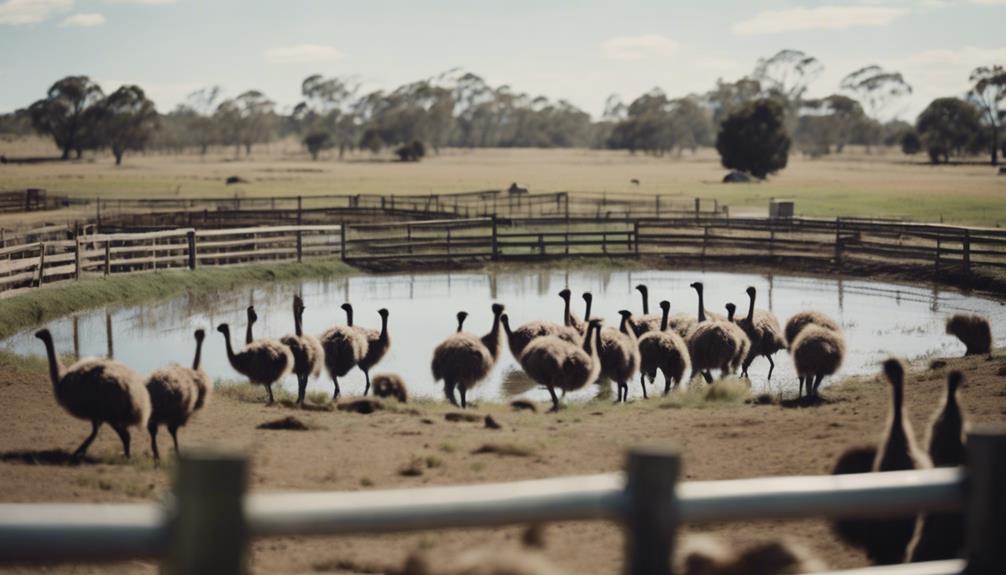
4,269,1004,404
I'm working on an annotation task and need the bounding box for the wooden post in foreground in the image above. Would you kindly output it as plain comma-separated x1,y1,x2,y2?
491,215,499,261
36,243,46,288
164,452,249,575
187,231,197,270
964,426,1006,575
624,449,680,575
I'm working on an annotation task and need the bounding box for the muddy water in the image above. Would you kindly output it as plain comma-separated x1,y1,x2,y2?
4,270,1004,403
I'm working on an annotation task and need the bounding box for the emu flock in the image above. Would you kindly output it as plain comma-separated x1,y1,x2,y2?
34,280,993,465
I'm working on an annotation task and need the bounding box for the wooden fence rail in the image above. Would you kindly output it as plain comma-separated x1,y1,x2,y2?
0,428,1002,574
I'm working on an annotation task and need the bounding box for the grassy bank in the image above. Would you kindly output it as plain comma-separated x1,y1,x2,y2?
0,258,357,340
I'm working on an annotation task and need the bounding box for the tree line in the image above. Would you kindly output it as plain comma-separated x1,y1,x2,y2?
0,55,1002,167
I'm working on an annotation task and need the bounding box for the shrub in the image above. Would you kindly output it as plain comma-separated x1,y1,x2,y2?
715,99,791,179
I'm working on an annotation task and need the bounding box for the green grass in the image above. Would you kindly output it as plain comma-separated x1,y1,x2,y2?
660,378,752,409
0,258,356,340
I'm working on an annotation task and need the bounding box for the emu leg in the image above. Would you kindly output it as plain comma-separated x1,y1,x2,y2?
664,374,672,396
702,370,713,384
148,422,160,462
742,355,754,378
264,383,275,405
111,424,131,459
812,374,825,397
639,376,648,399
332,376,341,400
297,375,307,406
444,381,459,406
766,355,776,380
798,377,804,398
73,421,101,459
459,385,468,409
547,386,561,413
364,370,371,396
169,425,180,453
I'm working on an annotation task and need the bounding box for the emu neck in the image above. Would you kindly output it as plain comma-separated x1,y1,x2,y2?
583,325,597,355
41,336,63,390
746,291,755,323
294,308,304,337
245,317,254,345
695,289,706,322
222,330,238,363
562,296,572,326
944,385,960,417
640,289,649,314
620,315,635,340
344,306,354,327
482,313,503,359
583,298,593,322
379,314,388,342
192,337,204,370
660,306,670,331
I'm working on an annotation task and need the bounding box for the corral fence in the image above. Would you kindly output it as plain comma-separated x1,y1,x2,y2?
0,428,1002,574
0,189,78,214
2,213,1005,297
342,215,1006,275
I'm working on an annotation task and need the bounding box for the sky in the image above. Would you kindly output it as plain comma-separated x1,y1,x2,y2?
1,0,1004,120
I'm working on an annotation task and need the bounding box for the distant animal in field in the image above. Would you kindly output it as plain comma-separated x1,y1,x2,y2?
831,358,931,565
945,314,992,357
279,296,324,406
217,323,293,405
907,370,967,562
146,329,211,461
431,304,505,408
36,328,151,459
507,182,529,195
677,535,826,575
225,175,249,185
520,318,603,412
630,178,640,186
372,373,408,403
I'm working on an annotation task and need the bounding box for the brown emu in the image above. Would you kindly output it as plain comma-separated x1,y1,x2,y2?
146,329,211,461
520,319,603,412
677,536,826,575
343,303,391,395
831,358,931,565
637,300,691,394
279,295,324,405
944,314,992,357
784,311,840,349
245,305,258,345
431,303,505,408
319,307,368,400
723,304,752,376
588,299,640,402
502,293,580,362
217,323,293,404
686,283,744,383
558,288,585,333
791,324,845,398
36,328,151,459
907,370,967,562
371,373,408,403
735,286,786,380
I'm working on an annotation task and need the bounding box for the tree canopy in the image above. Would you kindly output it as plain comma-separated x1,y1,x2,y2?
716,99,791,179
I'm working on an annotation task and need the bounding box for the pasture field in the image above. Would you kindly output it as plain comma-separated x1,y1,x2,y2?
2,138,1005,227
0,347,1003,574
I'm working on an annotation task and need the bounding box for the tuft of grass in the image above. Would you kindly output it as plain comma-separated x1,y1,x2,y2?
471,443,536,457
0,258,355,341
424,455,443,469
305,390,331,406
662,378,752,409
359,477,374,487
215,381,297,405
438,442,456,454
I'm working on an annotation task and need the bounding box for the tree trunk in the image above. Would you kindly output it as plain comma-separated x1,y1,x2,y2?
244,143,252,156
339,144,345,159
991,127,1000,166
114,148,123,166
61,146,71,160
200,144,208,156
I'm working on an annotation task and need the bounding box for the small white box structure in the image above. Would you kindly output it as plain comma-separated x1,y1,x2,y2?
769,199,794,219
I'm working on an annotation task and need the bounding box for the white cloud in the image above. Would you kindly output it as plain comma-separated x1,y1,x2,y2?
59,12,103,27
600,35,678,61
0,0,72,25
888,46,1006,116
265,44,345,65
732,5,908,35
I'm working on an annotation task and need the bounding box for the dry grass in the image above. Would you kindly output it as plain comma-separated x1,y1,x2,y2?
1,140,1003,226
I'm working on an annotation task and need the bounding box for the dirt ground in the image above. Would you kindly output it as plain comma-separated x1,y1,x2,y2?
0,343,1003,574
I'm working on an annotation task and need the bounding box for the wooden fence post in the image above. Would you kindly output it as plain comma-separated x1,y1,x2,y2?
964,426,1006,575
655,195,661,219
74,232,82,281
164,452,249,575
187,231,197,270
104,241,111,276
962,229,971,276
934,235,941,276
491,216,499,260
834,218,843,265
694,198,700,221
624,449,680,575
340,224,348,261
36,243,46,288
633,221,640,256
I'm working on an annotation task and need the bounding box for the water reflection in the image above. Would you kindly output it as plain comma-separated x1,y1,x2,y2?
5,269,1004,403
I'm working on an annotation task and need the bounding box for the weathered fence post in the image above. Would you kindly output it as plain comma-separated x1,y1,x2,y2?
962,229,971,276
694,198,700,222
491,215,499,260
164,452,249,575
446,228,452,255
834,218,843,265
624,449,680,575
187,231,197,270
655,195,661,219
104,241,111,276
74,231,82,281
633,221,640,255
964,426,1006,575
934,235,941,276
340,223,348,261
36,243,46,288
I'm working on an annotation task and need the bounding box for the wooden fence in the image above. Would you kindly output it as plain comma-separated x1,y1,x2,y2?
0,224,341,297
0,429,1002,574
